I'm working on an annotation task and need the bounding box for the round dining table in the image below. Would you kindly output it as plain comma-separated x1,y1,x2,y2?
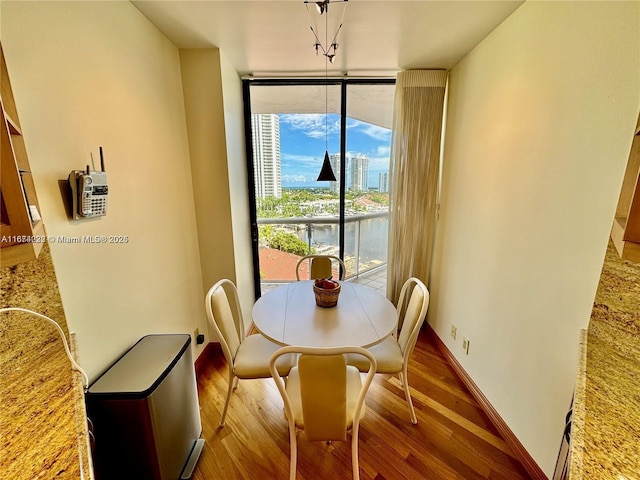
252,280,398,348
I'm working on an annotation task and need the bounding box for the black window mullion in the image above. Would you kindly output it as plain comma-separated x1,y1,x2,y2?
242,80,262,300
339,81,347,270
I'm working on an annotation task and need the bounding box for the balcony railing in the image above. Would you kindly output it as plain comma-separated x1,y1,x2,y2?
257,210,388,282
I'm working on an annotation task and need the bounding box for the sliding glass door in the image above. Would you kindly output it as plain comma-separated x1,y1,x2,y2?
243,79,395,296
344,83,395,277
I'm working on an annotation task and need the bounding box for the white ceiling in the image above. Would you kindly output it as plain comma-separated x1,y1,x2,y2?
132,0,524,78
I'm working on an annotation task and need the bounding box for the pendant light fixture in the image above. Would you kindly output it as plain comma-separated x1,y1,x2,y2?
316,62,337,181
305,0,348,182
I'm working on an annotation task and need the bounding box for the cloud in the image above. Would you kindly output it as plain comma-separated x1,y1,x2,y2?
281,153,322,168
281,114,340,139
282,174,309,183
280,115,390,146
277,115,392,185
345,118,391,141
360,124,392,142
377,145,390,156
365,156,390,173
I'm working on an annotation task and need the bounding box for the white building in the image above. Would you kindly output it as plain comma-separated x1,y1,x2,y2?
329,153,341,193
379,172,389,193
251,114,282,198
350,154,369,192
328,153,369,193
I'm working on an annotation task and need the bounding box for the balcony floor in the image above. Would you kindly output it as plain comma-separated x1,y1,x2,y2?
350,265,387,294
261,265,387,295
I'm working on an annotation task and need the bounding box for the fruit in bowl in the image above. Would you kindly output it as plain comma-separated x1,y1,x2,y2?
313,278,341,307
315,278,339,290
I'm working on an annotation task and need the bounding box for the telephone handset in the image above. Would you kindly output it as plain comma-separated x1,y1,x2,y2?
77,170,108,217
69,147,108,219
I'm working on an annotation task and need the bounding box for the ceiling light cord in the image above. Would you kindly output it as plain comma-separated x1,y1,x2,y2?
306,0,345,182
325,8,328,152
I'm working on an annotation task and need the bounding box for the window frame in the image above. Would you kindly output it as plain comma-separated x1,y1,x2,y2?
242,77,396,299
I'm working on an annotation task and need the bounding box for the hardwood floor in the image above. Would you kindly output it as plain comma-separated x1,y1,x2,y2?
192,329,532,480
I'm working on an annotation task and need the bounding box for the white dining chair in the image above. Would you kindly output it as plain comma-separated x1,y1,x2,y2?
346,277,429,424
269,345,376,480
295,254,346,280
205,279,294,427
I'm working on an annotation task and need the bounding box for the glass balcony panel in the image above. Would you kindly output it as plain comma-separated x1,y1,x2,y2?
257,212,388,286
344,83,393,280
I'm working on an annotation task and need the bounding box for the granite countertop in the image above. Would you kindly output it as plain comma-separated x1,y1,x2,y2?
0,244,93,479
570,242,640,479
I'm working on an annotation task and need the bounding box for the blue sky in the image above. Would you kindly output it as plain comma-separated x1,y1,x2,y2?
278,114,391,188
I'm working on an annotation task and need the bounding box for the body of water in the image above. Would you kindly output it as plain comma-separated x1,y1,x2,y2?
295,215,389,270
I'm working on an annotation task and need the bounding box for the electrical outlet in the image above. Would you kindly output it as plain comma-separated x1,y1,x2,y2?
462,337,470,355
450,324,457,340
194,327,205,345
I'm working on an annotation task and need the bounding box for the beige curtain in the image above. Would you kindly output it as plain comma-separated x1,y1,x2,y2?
386,70,448,304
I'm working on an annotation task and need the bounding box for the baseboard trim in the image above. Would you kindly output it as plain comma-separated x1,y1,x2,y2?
194,341,219,378
425,325,548,480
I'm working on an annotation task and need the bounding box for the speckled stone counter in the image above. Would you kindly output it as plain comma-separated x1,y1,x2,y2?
570,241,640,479
1,243,93,479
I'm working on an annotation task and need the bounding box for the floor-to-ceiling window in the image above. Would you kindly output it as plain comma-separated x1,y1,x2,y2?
243,79,395,297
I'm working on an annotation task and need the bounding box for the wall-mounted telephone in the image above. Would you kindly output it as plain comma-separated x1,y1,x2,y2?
68,147,108,219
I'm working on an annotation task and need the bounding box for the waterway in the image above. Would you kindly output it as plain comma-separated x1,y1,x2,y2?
294,215,389,270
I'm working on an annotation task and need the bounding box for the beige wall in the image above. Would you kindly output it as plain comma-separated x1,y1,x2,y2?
430,1,640,475
179,47,254,330
179,49,236,288
219,51,255,321
1,1,209,379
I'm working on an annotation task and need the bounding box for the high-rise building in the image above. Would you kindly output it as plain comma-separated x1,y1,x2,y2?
350,154,369,192
379,172,389,193
329,153,342,193
251,114,282,198
327,153,369,193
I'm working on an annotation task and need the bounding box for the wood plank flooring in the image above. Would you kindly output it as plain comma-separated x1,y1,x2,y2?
192,329,532,480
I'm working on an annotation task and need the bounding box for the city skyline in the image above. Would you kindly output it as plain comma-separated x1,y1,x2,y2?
328,153,370,194
278,113,391,189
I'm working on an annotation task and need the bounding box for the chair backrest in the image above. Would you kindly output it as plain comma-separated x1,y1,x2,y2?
299,353,348,440
295,254,347,281
205,279,245,365
395,277,430,357
270,346,376,441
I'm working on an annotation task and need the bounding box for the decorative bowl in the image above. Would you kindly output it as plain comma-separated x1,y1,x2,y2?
313,282,341,308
